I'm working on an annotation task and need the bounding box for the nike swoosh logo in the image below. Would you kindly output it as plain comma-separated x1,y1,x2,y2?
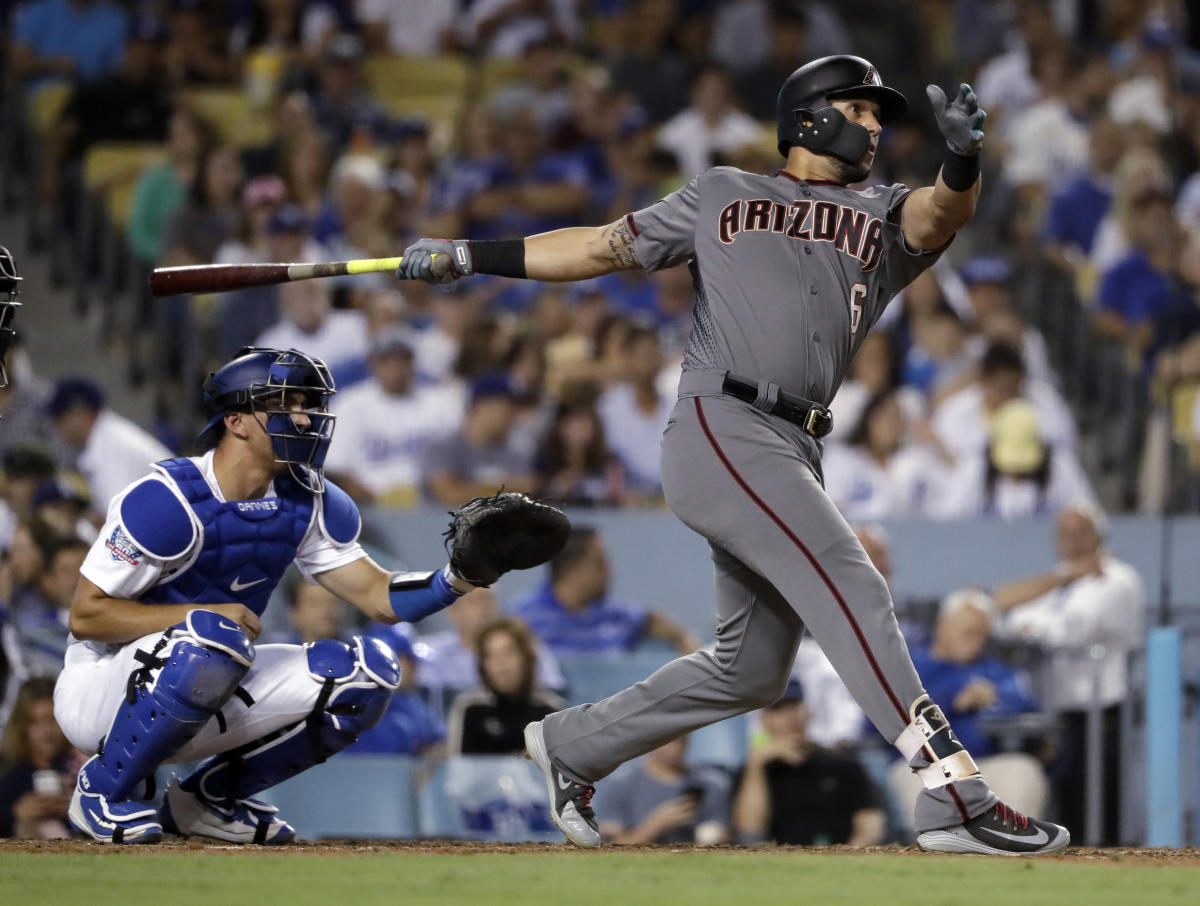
981,826,1050,846
231,576,267,593
217,621,240,631
556,773,575,791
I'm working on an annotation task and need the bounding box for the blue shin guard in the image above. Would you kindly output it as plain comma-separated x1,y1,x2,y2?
177,636,400,805
82,610,254,801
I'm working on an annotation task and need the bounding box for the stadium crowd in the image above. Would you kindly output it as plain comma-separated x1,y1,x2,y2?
0,0,1188,845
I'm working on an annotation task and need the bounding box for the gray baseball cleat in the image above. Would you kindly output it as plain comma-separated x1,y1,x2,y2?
524,720,601,848
917,802,1069,855
160,778,295,844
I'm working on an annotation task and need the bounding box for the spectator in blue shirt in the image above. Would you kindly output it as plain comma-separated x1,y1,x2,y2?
354,623,445,757
1044,116,1122,261
508,527,699,658
10,0,129,89
1092,188,1180,365
909,590,1040,759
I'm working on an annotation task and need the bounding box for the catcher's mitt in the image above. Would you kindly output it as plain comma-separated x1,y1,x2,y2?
444,492,570,586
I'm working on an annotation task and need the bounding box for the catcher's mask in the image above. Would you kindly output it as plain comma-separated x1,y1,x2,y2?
776,54,907,164
0,246,22,389
199,347,336,493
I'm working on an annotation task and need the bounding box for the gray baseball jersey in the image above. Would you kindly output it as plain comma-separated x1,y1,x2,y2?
625,166,945,405
542,166,998,835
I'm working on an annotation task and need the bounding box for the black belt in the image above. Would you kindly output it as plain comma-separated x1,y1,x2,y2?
721,374,834,438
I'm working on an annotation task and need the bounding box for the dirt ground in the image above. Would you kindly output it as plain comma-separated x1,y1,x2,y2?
2,839,1199,866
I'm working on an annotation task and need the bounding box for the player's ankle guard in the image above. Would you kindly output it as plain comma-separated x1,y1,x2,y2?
893,695,981,790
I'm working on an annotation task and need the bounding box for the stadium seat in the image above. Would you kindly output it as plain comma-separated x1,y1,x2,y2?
259,754,421,839
558,649,675,708
30,81,72,135
417,756,561,842
363,54,472,99
183,88,275,148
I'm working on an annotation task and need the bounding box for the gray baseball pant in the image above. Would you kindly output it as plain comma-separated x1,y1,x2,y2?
541,393,996,832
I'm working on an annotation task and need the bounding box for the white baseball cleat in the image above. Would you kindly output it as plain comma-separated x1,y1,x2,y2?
524,720,601,848
160,778,295,845
917,802,1070,855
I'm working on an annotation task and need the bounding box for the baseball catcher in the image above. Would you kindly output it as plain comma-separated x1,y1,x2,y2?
54,346,568,844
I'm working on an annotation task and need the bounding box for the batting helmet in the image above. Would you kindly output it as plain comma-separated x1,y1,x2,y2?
776,55,908,161
0,245,21,389
199,347,337,493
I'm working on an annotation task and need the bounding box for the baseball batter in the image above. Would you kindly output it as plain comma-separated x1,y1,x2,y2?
399,55,1068,855
52,346,567,844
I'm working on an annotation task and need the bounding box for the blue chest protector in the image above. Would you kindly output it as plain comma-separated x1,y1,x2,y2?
140,458,315,616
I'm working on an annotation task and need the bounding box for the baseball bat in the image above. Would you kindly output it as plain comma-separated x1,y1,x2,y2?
148,254,449,297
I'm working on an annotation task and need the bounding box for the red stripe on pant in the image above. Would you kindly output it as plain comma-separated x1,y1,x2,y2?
692,398,971,822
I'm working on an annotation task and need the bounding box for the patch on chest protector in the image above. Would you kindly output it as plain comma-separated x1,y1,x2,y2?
105,526,144,565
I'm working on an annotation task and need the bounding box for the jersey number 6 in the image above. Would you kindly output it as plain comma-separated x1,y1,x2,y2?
849,283,866,336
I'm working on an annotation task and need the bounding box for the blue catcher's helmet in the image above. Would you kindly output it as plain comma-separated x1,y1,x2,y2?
0,246,22,389
199,347,336,493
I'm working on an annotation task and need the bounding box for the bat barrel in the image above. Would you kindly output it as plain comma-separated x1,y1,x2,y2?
149,264,293,297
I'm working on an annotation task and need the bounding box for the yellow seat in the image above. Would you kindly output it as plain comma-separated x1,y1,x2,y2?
82,143,165,230
364,54,471,100
183,88,274,148
29,81,72,134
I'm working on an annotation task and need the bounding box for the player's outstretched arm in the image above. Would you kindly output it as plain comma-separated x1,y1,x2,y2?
396,218,640,286
900,83,986,251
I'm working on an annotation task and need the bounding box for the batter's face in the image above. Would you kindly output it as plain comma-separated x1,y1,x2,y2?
828,97,882,183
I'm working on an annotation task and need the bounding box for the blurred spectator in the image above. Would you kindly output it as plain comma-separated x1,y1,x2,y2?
656,64,761,179
711,0,849,78
460,0,582,58
10,535,86,679
253,276,369,386
412,294,469,386
9,0,129,88
597,324,671,500
0,446,57,550
934,399,1096,519
993,503,1144,845
1092,188,1181,364
325,327,461,506
1089,147,1173,278
959,256,1055,387
892,590,1049,830
266,579,346,645
901,304,972,402
732,681,885,847
315,152,388,264
733,1,811,120
127,107,215,266
422,373,537,507
607,0,690,124
823,389,943,520
0,678,76,839
6,518,61,619
534,387,624,507
162,1,235,87
358,0,457,55
420,587,564,694
46,377,171,513
828,333,904,445
1044,116,1123,266
40,23,172,215
490,35,572,134
446,617,565,755
305,33,390,154
973,0,1058,123
228,0,341,73
0,361,57,462
280,123,332,221
508,526,699,657
355,625,446,756
162,144,246,266
931,343,1076,464
597,736,731,845
29,476,94,545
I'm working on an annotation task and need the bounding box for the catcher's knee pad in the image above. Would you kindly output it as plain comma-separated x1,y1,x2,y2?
892,694,981,790
84,610,254,800
181,636,400,803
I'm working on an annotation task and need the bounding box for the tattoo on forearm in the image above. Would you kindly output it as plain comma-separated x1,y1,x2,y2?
605,220,640,269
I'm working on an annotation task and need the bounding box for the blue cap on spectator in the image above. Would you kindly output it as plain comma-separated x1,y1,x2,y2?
470,372,516,404
961,256,1012,287
46,377,105,417
369,326,415,358
32,476,89,509
618,106,650,139
267,204,309,235
766,678,805,707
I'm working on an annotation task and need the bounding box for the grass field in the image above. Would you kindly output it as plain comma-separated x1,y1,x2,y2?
2,843,1199,906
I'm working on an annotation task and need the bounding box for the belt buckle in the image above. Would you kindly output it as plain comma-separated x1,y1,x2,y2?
804,407,832,438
